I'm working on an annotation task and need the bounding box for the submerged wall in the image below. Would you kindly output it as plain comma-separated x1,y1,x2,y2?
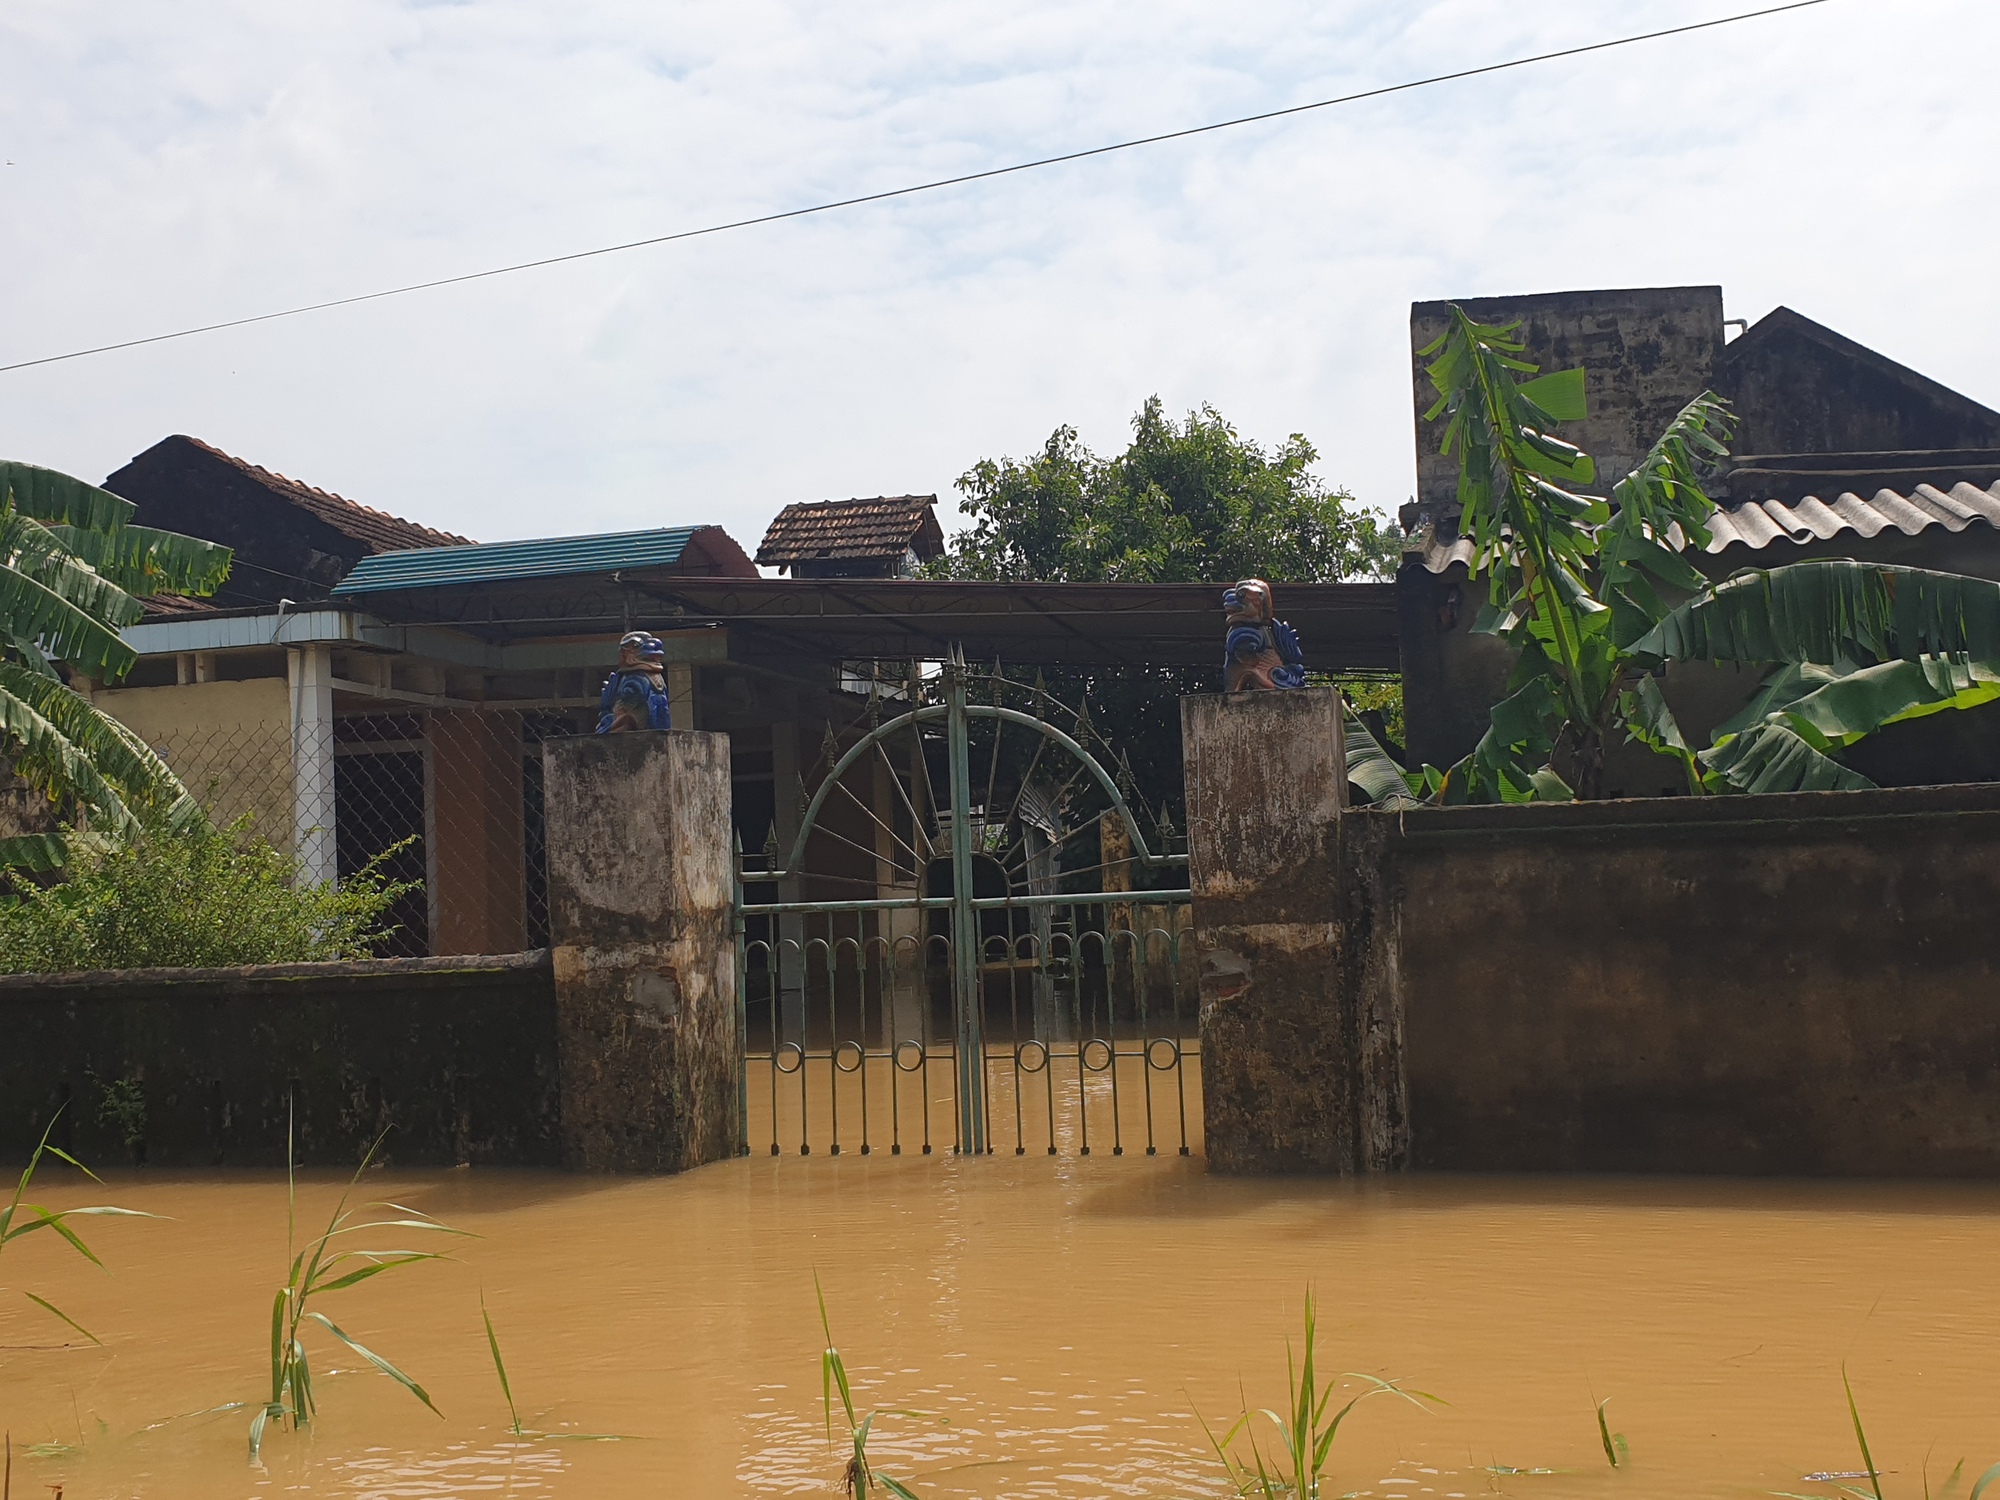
1186,732,2000,1175
0,730,746,1175
0,953,560,1168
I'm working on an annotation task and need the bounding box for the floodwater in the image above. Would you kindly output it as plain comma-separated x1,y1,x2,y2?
2,1127,1996,1498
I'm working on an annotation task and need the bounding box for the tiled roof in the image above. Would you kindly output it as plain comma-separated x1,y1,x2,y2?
1409,478,2000,573
138,592,227,618
756,495,943,565
180,436,472,553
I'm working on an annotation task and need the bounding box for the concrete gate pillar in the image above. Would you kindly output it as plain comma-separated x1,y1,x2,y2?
1184,687,1400,1174
542,730,739,1172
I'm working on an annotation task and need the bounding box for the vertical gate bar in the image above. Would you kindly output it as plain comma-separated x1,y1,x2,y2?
858,916,873,1156
1108,927,1126,1157
1168,904,1184,1160
764,940,780,1160
921,931,936,1156
946,664,986,1154
1141,922,1158,1156
1044,922,1059,1156
1010,891,1026,1156
733,835,749,1157
1172,910,1191,1155
825,938,841,1156
889,930,907,1155
797,938,810,1156
1075,925,1093,1157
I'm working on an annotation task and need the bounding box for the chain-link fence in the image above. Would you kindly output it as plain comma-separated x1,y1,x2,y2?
142,709,591,958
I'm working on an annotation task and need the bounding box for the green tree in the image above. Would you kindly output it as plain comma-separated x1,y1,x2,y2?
1347,307,2000,805
0,461,231,868
932,399,1394,828
935,396,1398,584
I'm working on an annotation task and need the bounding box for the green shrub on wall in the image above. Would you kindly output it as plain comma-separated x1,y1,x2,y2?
0,816,415,973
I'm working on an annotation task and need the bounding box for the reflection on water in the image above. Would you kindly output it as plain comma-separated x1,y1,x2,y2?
1,1156,1996,1498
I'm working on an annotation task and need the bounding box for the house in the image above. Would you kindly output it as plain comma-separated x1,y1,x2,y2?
755,495,944,578
1396,286,2000,790
105,434,472,609
90,446,1398,955
86,438,760,955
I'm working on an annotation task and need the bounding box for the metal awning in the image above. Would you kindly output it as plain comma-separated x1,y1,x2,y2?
637,578,1398,670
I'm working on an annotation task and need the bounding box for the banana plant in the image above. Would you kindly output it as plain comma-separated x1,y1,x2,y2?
1630,560,2000,793
0,460,232,869
1410,306,1733,800
1349,306,2000,804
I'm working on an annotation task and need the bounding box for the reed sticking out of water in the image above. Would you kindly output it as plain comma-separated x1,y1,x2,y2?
0,1116,152,1347
816,1273,922,1500
248,1118,467,1462
1596,1396,1628,1468
478,1295,630,1443
1777,1369,2000,1500
1197,1289,1439,1499
1844,1366,1885,1500
482,1293,523,1438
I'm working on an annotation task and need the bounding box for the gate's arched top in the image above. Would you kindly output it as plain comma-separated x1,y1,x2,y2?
773,700,1167,880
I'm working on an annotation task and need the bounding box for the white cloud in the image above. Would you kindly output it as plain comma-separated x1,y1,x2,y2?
0,0,1994,553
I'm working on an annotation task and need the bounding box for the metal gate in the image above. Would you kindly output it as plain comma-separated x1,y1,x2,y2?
735,659,1199,1157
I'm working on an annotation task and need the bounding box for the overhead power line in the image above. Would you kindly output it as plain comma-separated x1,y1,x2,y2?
0,0,1834,377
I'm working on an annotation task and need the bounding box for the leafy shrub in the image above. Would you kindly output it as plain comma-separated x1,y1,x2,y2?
0,816,415,972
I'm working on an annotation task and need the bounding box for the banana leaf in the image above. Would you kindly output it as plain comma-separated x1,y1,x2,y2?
0,832,66,872
0,462,136,532
1617,674,1703,793
1701,719,1876,795
1775,656,2000,750
1631,561,2000,668
44,522,231,599
1343,712,1420,808
0,562,138,681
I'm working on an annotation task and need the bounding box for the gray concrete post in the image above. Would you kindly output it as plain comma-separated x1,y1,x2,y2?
1182,687,1377,1173
542,730,739,1172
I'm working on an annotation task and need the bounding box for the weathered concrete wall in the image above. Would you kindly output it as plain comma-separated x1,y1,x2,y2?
0,953,559,1167
1201,778,2000,1177
543,730,738,1173
1184,689,1388,1172
1410,287,1725,526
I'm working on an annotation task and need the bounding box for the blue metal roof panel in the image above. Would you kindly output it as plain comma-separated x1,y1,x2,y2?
333,526,703,595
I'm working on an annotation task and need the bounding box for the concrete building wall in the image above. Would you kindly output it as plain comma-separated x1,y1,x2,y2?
90,678,294,844
1410,286,1725,523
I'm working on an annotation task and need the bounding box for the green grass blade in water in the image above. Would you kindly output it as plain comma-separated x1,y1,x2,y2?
482,1293,522,1438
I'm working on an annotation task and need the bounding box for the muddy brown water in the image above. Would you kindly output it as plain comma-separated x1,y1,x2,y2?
0,1082,1994,1498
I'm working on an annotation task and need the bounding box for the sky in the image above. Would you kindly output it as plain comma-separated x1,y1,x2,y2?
0,0,1995,558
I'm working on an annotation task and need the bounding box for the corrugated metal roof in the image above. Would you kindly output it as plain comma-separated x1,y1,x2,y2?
1706,480,2000,550
334,526,710,595
757,495,943,565
1409,479,2000,573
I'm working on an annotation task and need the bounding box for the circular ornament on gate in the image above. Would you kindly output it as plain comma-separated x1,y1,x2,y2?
1145,1037,1180,1071
833,1040,866,1074
773,1041,806,1075
892,1039,927,1073
1081,1038,1115,1073
1014,1039,1050,1074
